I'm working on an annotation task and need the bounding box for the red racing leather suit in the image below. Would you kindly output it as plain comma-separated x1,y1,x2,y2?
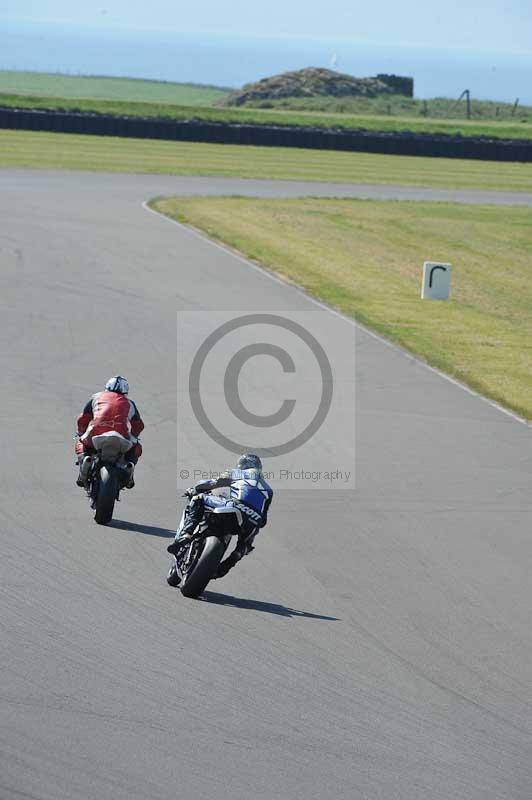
75,391,144,461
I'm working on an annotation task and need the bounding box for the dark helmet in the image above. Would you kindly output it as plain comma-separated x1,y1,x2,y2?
237,453,262,471
105,375,129,395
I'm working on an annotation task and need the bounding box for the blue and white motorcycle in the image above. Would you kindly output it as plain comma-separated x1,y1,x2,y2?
167,487,242,598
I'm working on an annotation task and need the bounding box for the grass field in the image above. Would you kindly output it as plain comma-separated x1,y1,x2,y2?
0,71,230,105
2,130,532,193
1,89,531,141
152,196,532,420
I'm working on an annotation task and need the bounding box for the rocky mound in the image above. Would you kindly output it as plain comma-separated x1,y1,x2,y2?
220,68,413,106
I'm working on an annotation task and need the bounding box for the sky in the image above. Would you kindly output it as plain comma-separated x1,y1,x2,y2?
2,0,531,55
1,2,531,101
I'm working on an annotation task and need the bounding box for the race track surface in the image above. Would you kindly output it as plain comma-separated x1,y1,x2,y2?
1,169,532,799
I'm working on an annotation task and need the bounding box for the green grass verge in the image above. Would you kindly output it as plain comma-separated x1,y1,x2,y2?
1,89,531,141
151,196,532,420
242,93,532,124
0,71,231,105
2,129,532,193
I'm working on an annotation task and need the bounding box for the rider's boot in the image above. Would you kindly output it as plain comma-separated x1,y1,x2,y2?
76,455,91,488
167,497,203,556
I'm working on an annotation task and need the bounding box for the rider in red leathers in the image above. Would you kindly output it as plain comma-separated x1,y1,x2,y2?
75,376,144,488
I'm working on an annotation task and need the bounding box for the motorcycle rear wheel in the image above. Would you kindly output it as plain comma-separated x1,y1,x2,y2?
180,536,225,599
94,466,118,525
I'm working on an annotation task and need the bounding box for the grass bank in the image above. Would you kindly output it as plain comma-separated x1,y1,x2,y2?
240,93,532,125
151,196,532,420
2,130,532,193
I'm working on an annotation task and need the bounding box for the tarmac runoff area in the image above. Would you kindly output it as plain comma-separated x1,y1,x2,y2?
1,168,531,800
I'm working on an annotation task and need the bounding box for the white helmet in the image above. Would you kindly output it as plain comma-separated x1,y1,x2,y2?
105,375,129,394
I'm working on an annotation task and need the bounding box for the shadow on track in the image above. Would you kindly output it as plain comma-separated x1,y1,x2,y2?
201,590,339,621
109,519,175,538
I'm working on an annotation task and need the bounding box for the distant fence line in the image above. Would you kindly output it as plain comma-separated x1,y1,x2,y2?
1,106,531,162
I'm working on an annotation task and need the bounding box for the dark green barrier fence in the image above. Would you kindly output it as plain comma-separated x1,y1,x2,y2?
1,106,530,162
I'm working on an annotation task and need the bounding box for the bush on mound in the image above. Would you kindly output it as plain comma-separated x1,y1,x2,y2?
220,67,413,106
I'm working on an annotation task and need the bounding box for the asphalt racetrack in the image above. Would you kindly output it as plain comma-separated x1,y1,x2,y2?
1,169,532,799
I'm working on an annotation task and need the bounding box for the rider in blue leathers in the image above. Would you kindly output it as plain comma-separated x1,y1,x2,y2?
167,454,273,579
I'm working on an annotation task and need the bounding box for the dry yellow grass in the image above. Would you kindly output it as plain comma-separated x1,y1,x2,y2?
152,196,532,420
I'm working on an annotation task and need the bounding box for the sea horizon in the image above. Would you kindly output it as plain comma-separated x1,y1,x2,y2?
1,20,531,104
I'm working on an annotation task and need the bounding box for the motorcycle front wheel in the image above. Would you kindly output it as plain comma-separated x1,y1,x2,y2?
166,561,181,587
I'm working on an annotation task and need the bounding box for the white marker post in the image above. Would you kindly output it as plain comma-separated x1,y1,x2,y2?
421,261,451,300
